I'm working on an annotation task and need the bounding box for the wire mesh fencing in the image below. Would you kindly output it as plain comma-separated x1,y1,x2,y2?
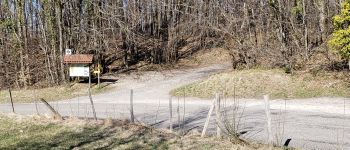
0,88,349,149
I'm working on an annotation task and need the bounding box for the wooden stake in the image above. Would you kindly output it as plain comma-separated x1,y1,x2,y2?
155,99,161,124
182,92,186,134
264,95,273,144
33,89,39,115
8,88,14,113
97,72,100,88
88,73,97,121
130,89,134,123
169,97,173,131
77,96,80,116
215,93,222,138
177,97,180,128
201,98,216,137
39,98,62,120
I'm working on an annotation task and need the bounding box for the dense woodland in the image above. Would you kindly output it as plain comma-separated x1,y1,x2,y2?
0,0,347,89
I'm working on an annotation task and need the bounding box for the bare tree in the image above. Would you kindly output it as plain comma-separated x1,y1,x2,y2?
0,0,342,88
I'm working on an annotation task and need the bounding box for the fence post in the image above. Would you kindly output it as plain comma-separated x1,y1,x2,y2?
8,88,15,113
264,95,273,144
215,93,221,138
177,97,180,128
182,92,186,134
201,98,216,137
33,89,39,115
88,73,97,121
169,97,173,131
130,89,134,123
39,98,63,120
97,72,100,88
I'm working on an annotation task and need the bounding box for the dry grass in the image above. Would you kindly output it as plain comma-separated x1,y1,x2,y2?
133,48,231,72
177,48,231,67
171,69,350,99
0,83,112,103
0,114,282,150
114,48,231,75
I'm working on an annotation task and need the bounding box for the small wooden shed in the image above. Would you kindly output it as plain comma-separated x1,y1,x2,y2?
64,53,97,120
64,54,94,64
64,54,94,77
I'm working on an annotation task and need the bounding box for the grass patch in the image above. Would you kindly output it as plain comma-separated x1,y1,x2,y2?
0,114,281,150
177,48,231,67
0,83,113,103
0,115,100,149
171,69,350,99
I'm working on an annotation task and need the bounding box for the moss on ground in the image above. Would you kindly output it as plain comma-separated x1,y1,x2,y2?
171,69,350,99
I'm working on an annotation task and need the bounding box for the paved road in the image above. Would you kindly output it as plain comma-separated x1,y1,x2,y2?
1,64,349,150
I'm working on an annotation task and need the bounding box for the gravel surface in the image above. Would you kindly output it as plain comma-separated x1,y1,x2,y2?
1,64,349,150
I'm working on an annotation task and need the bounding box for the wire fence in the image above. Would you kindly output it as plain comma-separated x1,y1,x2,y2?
0,88,350,149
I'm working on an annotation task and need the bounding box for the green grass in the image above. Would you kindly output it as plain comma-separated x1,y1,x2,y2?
171,69,350,99
0,115,100,149
0,83,112,103
0,114,280,150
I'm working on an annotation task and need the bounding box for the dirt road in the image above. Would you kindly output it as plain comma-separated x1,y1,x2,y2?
0,64,349,150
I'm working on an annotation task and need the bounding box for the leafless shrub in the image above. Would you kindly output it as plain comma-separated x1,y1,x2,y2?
274,100,287,146
219,84,246,143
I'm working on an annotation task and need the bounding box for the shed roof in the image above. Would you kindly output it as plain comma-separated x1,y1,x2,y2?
64,54,93,64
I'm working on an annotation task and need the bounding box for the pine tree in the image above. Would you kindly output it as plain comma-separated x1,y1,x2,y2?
329,0,350,70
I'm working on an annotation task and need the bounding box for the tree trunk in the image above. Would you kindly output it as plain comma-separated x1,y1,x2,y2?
303,0,309,59
22,0,30,86
317,0,326,41
15,0,27,88
55,0,66,83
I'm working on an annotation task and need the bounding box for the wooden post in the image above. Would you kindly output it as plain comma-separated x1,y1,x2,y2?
215,93,221,138
201,98,216,137
177,97,180,128
264,95,273,144
130,89,134,123
97,64,101,88
8,88,15,113
182,92,186,133
88,73,97,121
33,89,39,115
77,96,80,116
169,97,173,131
97,72,100,88
39,98,63,120
154,99,161,124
